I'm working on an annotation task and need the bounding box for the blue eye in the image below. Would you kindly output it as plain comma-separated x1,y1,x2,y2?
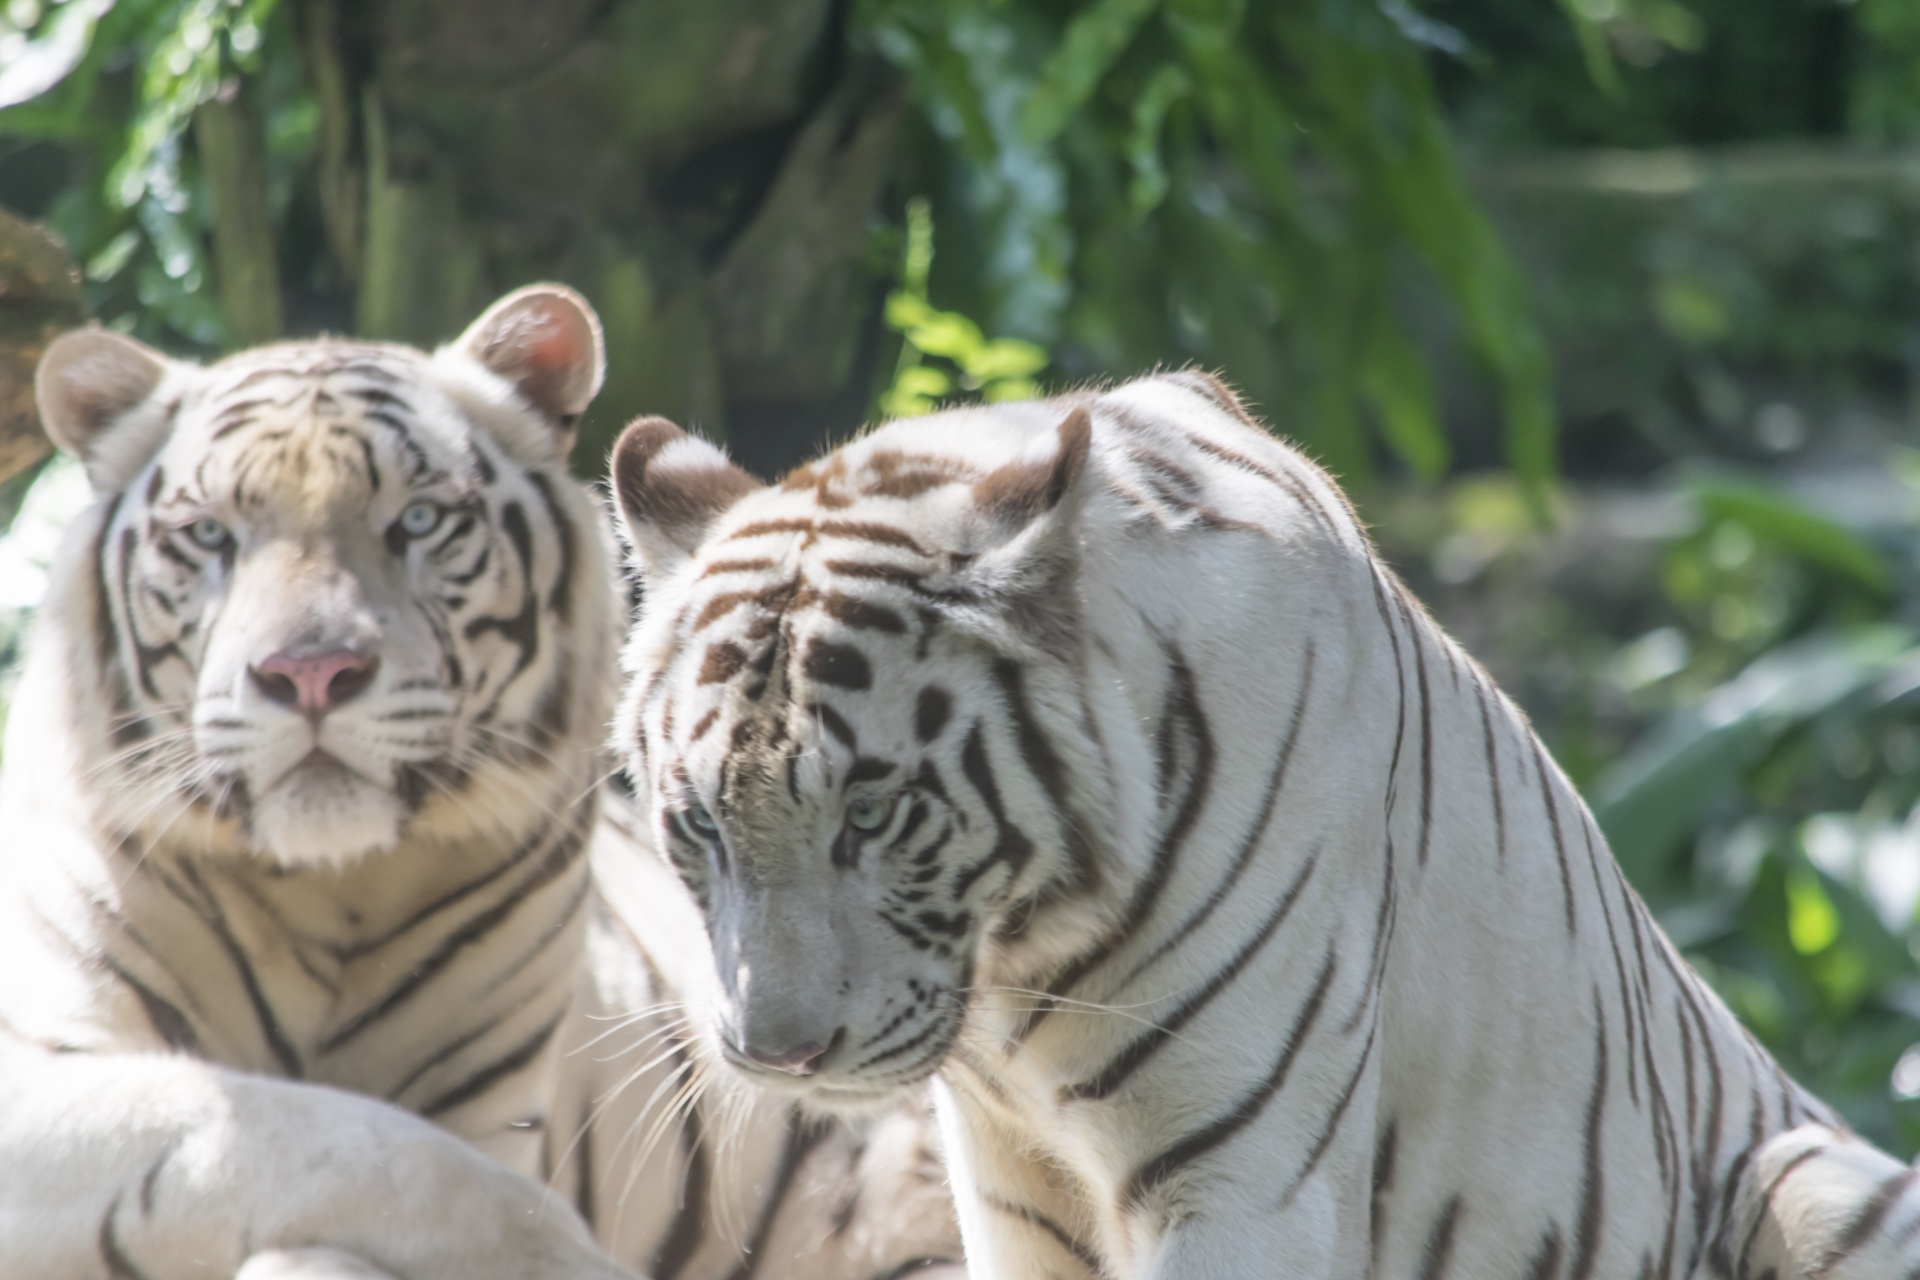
185,517,230,551
398,501,443,538
684,805,718,835
847,794,894,832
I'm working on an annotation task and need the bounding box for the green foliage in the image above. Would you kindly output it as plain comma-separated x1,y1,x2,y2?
861,0,1556,499
0,0,307,349
881,198,1049,418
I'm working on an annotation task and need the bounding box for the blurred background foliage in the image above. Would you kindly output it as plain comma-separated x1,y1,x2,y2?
3,0,1920,1156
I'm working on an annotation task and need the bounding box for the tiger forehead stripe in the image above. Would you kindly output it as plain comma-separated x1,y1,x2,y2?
724,517,932,556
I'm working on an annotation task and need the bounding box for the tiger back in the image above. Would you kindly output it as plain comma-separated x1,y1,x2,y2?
0,289,961,1280
609,375,1920,1280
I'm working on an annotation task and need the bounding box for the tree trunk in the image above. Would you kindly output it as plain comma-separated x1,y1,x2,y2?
0,207,81,490
290,0,901,476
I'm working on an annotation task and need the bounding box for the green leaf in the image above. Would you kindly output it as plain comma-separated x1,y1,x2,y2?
0,0,115,110
1020,0,1160,146
1593,627,1916,881
1126,64,1189,220
1689,477,1894,595
1787,866,1842,955
1360,311,1447,481
961,337,1048,384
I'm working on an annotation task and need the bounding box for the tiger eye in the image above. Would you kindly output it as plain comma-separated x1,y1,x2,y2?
846,794,893,832
398,500,443,538
185,517,231,551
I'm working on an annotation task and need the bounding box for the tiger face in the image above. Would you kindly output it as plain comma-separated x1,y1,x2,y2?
612,404,1101,1109
33,287,611,868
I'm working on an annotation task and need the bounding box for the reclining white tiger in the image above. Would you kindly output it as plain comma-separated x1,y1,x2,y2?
608,374,1920,1280
0,287,962,1280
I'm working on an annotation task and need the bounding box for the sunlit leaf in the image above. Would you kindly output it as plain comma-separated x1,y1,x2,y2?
0,0,116,110
1787,866,1842,955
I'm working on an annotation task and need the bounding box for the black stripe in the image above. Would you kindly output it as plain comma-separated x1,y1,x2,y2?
804,638,872,690
1275,1011,1381,1213
172,862,301,1077
419,1012,564,1116
1369,1119,1398,1270
1523,1227,1563,1280
1470,673,1507,866
1122,944,1337,1209
99,1193,157,1280
649,1037,709,1280
983,1196,1104,1275
991,660,1100,895
1734,1143,1825,1278
1063,852,1316,1102
1570,989,1610,1280
915,686,952,743
1827,1164,1918,1266
102,956,199,1053
573,1114,596,1231
951,723,1034,898
1416,1195,1463,1280
725,1117,831,1280
1119,642,1315,987
867,1260,962,1280
1530,738,1578,935
527,471,577,622
319,818,588,1052
338,818,554,959
1399,592,1435,868
1026,648,1212,1037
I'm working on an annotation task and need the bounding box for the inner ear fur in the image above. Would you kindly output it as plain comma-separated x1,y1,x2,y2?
610,416,761,573
956,406,1094,651
454,284,605,425
971,405,1094,529
35,327,183,488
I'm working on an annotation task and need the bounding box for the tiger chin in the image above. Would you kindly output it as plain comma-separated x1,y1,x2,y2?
611,382,1920,1280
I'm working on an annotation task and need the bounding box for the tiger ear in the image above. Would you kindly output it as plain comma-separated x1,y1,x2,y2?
959,406,1093,640
35,327,188,491
452,284,605,428
610,416,762,578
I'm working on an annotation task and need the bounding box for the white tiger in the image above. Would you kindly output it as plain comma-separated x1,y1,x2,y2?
608,373,1920,1280
0,288,962,1280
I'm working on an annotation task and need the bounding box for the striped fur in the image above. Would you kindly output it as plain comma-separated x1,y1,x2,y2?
611,373,1920,1280
0,292,962,1280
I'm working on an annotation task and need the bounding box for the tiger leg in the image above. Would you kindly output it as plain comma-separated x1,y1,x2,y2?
0,1034,636,1280
933,1080,1104,1280
1704,1122,1920,1280
236,1249,400,1280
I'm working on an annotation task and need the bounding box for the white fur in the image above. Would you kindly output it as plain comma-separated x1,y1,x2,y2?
617,373,1920,1280
0,315,962,1279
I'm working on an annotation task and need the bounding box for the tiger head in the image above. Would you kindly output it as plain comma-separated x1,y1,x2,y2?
611,399,1105,1109
30,286,614,868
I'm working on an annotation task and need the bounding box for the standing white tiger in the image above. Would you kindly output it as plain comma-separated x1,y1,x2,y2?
0,288,962,1280
609,374,1920,1280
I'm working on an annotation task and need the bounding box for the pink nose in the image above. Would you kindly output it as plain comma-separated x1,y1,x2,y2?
743,1040,830,1077
249,648,379,718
